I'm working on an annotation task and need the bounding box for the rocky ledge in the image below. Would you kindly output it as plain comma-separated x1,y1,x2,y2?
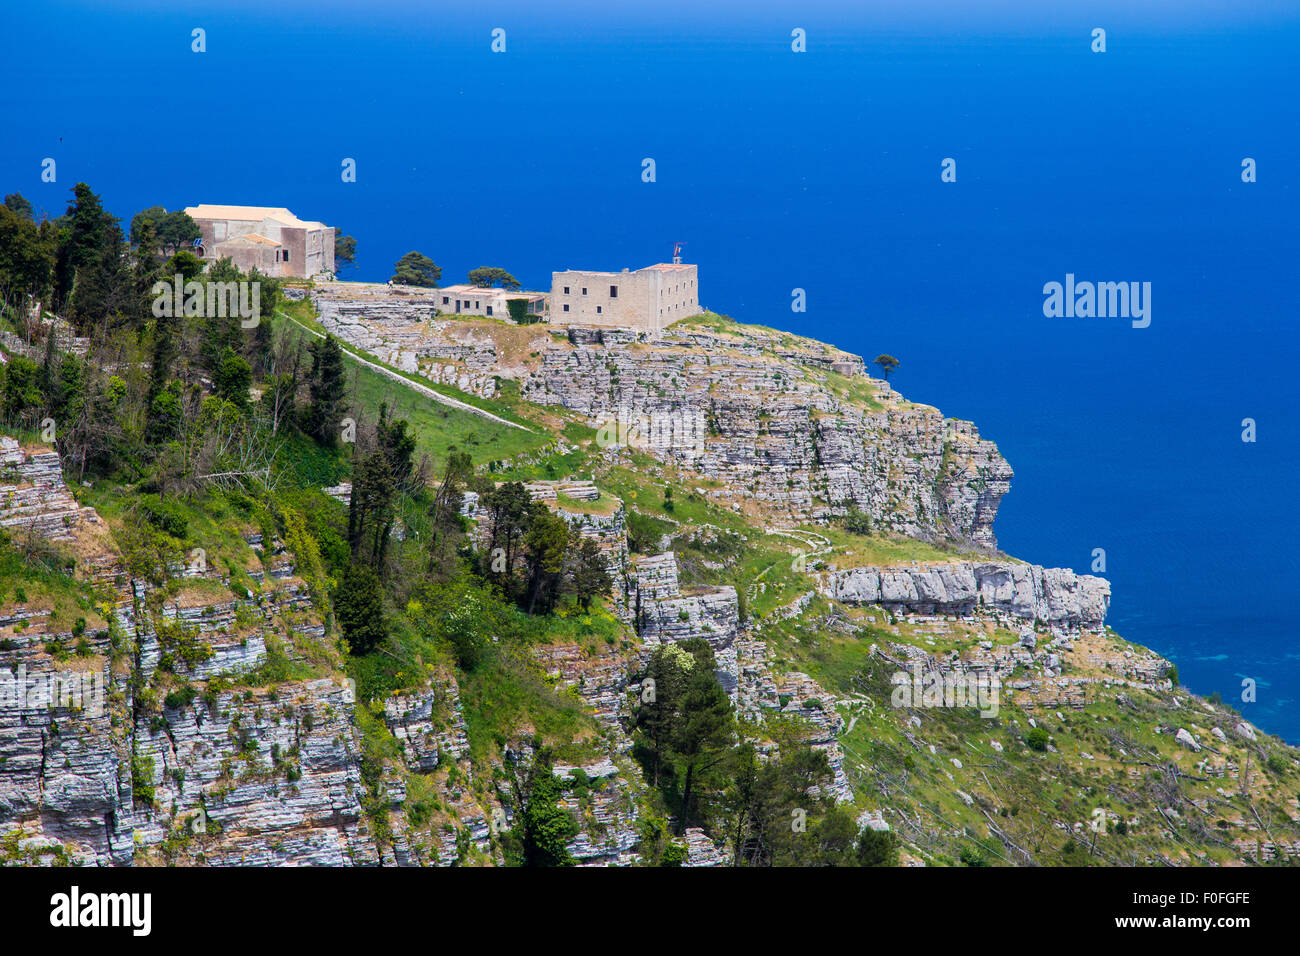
817,562,1110,630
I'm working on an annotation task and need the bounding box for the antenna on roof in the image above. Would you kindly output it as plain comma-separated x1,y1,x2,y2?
672,241,685,264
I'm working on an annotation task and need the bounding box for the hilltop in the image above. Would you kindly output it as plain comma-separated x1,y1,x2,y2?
0,245,1297,866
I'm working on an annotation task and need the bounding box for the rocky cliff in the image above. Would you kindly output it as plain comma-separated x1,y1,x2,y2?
5,290,1298,869
306,302,1014,548
817,562,1111,631
521,321,1013,547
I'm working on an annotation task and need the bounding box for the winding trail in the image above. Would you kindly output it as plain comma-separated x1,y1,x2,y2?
276,309,534,433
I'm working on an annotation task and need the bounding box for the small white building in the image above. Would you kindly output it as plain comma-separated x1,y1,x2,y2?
434,285,547,320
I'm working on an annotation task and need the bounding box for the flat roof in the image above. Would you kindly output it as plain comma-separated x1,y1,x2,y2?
554,262,694,277
439,285,546,297
184,204,328,230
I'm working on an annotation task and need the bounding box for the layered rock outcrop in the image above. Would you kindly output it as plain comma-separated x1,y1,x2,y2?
302,287,1013,547
633,552,742,693
0,441,386,866
0,438,100,542
521,323,1013,547
817,562,1110,630
132,679,378,866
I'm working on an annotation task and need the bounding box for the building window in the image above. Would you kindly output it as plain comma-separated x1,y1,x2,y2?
283,249,290,263
581,287,587,296
610,285,618,298
563,286,570,294
486,306,493,316
442,296,449,304
563,304,570,312
596,306,602,314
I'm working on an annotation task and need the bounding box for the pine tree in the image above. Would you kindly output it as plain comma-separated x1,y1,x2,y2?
303,334,346,443
334,561,386,654
54,183,113,311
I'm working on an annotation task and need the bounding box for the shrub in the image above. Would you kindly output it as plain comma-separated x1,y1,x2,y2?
661,841,688,867
1026,727,1050,752
137,495,189,539
626,510,671,555
164,684,197,710
958,844,989,867
856,828,898,867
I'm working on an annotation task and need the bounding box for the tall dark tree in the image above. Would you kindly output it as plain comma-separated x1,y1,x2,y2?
671,640,736,832
427,449,472,578
481,480,533,593
42,351,85,429
246,267,279,376
348,446,397,570
512,750,578,867
0,202,55,309
521,505,570,615
303,334,346,443
3,193,34,220
54,183,114,310
566,537,612,609
70,221,138,332
635,644,690,787
144,236,179,446
632,639,734,833
376,403,417,494
345,407,416,573
334,560,386,654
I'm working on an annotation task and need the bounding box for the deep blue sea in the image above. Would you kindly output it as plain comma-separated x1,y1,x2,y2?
4,1,1298,739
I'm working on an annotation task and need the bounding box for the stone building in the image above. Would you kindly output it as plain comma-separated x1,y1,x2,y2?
183,204,336,279
432,284,547,319
550,262,698,335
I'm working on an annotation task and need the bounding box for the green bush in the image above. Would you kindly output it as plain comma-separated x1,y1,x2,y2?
1026,727,1050,752
137,495,189,539
626,510,671,555
661,841,688,867
856,828,898,867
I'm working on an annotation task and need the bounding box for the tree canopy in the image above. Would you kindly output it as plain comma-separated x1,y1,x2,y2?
467,266,520,290
391,251,441,287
